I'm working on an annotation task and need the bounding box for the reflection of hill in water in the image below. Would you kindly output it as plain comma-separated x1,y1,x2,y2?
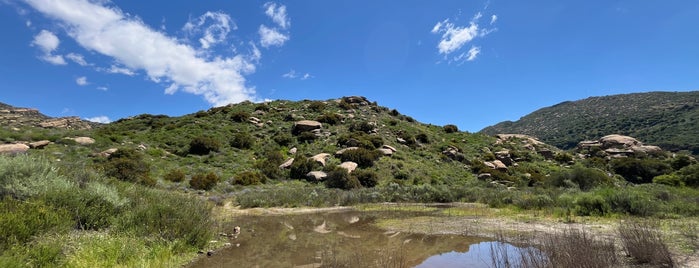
189,210,489,267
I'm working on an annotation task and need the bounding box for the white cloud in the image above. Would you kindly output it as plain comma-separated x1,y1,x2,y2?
23,0,259,106
431,10,497,63
183,11,234,49
76,76,88,85
259,25,289,47
31,29,66,65
97,86,108,91
282,69,297,78
85,116,111,124
301,73,312,80
264,2,289,29
66,53,88,66
106,65,136,76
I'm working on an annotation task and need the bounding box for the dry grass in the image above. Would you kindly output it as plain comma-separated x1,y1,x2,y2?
618,219,674,267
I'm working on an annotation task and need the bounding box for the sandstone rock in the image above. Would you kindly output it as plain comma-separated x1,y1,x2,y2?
29,140,50,149
478,173,492,180
378,148,394,156
381,145,397,152
72,137,95,145
306,171,328,181
293,120,322,133
0,144,29,154
279,158,294,169
600,134,640,148
311,153,331,166
98,148,118,157
335,147,359,156
491,160,508,171
495,134,544,145
631,145,662,154
484,161,497,169
495,150,514,166
289,147,297,154
396,137,406,144
248,117,261,124
338,161,358,173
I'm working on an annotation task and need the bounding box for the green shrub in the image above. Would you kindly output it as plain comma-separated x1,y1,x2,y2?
163,169,186,183
317,113,341,125
42,185,120,230
574,193,609,216
230,111,250,122
289,156,318,180
231,171,266,186
188,136,220,155
677,164,699,187
254,103,270,112
338,148,382,168
189,172,219,190
416,133,429,143
611,158,672,184
354,169,379,188
349,121,375,133
0,198,71,250
230,132,255,149
548,165,612,191
554,152,574,163
443,124,459,133
116,188,214,248
308,101,326,112
104,148,154,186
337,132,382,149
325,167,361,190
653,174,683,187
273,132,294,146
254,150,286,181
0,155,73,200
599,187,659,216
296,131,317,143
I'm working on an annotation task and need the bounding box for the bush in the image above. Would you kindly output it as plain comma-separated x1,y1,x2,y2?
254,150,286,180
296,131,317,143
104,148,154,186
307,101,326,112
677,164,699,187
0,155,73,200
0,198,71,250
189,172,219,190
618,220,674,267
416,133,430,143
43,185,120,230
548,165,612,191
653,174,683,187
188,136,220,155
337,132,382,149
349,121,375,133
574,193,609,216
116,188,214,248
443,124,459,133
231,171,266,186
230,111,250,122
325,167,361,190
611,158,672,184
354,169,378,188
273,132,294,146
338,148,382,168
230,132,255,149
290,156,318,180
317,113,341,125
163,169,186,183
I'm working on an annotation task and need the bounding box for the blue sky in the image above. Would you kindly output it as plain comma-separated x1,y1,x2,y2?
1,0,697,132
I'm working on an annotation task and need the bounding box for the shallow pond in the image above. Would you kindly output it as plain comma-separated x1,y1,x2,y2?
188,208,528,268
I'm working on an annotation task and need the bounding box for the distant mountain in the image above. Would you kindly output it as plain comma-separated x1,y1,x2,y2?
480,91,699,154
0,101,96,130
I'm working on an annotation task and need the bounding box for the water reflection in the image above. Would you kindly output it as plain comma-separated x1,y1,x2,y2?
188,209,531,268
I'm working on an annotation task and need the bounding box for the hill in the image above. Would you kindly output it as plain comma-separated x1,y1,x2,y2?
480,91,699,154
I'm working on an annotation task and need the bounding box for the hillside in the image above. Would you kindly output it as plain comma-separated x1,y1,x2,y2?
480,91,699,154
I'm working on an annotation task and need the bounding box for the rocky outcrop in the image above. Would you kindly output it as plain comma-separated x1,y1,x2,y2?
335,147,359,156
495,134,544,146
293,120,322,134
0,144,30,154
338,161,358,173
577,134,665,158
378,148,394,156
311,153,331,166
29,140,51,149
279,158,294,169
306,171,328,181
39,117,93,130
71,137,96,145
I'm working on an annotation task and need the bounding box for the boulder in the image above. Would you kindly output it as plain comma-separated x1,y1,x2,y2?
396,137,407,144
600,134,640,148
279,158,294,169
29,140,50,149
311,153,331,166
293,120,322,133
478,173,492,180
483,161,497,169
306,171,328,181
338,162,358,173
378,148,393,156
495,134,544,145
0,144,29,154
631,145,662,154
97,148,118,157
289,147,297,154
72,137,95,145
381,145,397,152
495,150,514,166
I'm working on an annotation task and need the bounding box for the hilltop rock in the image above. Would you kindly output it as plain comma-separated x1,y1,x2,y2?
0,144,30,154
311,153,331,166
71,137,95,145
338,161,358,173
378,148,394,156
335,147,359,156
577,134,665,158
381,145,397,152
306,171,328,181
29,140,50,149
40,117,93,130
279,158,294,169
600,134,640,148
293,120,322,133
